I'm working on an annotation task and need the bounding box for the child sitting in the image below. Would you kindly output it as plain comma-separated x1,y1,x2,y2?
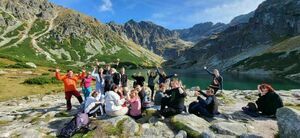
126,89,142,119
188,88,219,118
84,91,103,117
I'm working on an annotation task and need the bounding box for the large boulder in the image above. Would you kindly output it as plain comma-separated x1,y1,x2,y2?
276,107,300,138
210,122,248,136
141,122,175,138
171,114,210,138
101,115,140,136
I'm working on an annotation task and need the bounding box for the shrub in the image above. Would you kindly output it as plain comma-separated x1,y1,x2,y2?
23,76,60,85
5,62,33,68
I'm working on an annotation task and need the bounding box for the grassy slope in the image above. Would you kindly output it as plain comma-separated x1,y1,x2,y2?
230,36,300,76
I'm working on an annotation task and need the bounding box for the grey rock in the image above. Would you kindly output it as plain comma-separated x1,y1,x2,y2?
276,107,300,138
175,130,187,138
18,128,42,138
141,122,175,138
25,62,37,68
0,115,15,122
171,114,210,137
240,133,263,138
122,117,139,136
211,122,248,136
202,130,216,138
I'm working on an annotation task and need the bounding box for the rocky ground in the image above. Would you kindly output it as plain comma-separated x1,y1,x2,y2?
0,89,299,138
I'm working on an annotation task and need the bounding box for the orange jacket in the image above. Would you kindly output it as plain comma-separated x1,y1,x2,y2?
56,71,85,92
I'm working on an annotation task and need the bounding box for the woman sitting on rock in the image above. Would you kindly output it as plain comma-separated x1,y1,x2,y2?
188,88,219,118
159,79,187,118
84,91,103,117
104,85,128,116
242,84,283,117
126,89,142,120
135,85,151,110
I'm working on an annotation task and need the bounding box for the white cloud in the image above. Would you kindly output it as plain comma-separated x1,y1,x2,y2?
99,0,113,12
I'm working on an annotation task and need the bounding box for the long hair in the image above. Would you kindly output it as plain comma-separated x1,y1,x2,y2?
260,83,275,93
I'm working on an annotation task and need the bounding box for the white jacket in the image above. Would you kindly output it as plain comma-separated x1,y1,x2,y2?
104,91,125,112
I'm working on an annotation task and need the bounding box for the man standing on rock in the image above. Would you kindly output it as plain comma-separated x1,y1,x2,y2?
55,68,85,111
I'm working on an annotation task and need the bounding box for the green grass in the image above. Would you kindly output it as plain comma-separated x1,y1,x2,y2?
23,76,60,85
29,19,49,35
4,23,26,38
2,38,20,47
0,37,54,67
171,117,201,138
5,62,33,68
231,50,300,76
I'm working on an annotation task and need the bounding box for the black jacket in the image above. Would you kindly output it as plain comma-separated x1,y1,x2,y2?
132,75,145,86
198,91,218,114
112,73,121,85
165,88,187,111
120,74,128,87
256,92,283,115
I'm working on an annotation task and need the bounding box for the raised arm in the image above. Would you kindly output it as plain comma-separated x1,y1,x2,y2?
91,67,98,78
198,90,208,97
204,66,214,76
55,69,66,80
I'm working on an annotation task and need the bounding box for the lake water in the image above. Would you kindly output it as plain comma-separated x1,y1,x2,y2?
126,69,300,90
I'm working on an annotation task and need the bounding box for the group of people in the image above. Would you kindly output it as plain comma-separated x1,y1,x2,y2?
55,61,284,120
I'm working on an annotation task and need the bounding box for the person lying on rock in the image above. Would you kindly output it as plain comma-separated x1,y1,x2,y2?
126,89,142,120
84,91,103,117
242,84,283,117
188,87,219,118
104,84,128,116
55,68,85,111
204,66,223,94
159,79,187,118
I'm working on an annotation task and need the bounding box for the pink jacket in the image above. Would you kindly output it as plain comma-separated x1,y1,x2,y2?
83,77,93,88
128,97,141,116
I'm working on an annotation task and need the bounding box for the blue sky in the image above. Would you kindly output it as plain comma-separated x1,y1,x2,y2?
49,0,265,29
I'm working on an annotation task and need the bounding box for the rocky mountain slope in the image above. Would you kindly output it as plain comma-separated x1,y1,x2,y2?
168,0,300,79
175,22,227,43
108,20,193,59
0,0,163,68
229,11,255,26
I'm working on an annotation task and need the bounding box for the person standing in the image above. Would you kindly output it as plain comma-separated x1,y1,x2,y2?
92,66,105,95
156,67,177,84
147,70,157,101
55,68,85,110
132,72,145,87
204,66,223,94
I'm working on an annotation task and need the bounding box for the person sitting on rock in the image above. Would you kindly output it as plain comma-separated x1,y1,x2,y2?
154,83,166,106
55,68,85,111
84,91,103,117
242,84,283,117
188,87,219,118
159,79,187,118
156,67,177,85
132,72,145,87
135,85,151,110
126,89,142,120
204,66,223,94
104,84,128,116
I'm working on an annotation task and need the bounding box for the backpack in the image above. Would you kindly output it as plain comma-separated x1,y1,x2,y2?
58,113,90,138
